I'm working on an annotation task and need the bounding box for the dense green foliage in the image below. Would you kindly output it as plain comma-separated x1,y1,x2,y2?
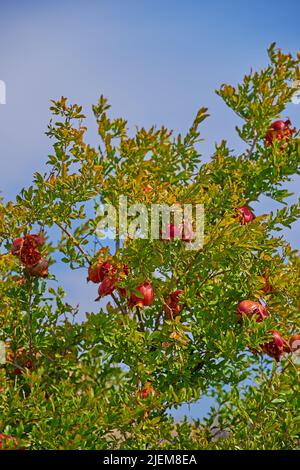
0,44,299,450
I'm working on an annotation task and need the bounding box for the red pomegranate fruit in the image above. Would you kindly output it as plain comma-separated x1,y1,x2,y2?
95,277,116,300
87,260,111,283
25,258,49,278
261,330,290,362
235,206,256,225
265,119,295,145
129,281,154,308
236,300,267,322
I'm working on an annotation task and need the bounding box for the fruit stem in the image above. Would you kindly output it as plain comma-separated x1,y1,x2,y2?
111,292,127,316
27,279,33,356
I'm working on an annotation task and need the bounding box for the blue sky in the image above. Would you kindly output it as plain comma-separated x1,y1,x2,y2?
0,0,299,420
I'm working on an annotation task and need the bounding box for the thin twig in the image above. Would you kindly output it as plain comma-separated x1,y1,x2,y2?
27,279,33,355
246,131,259,160
111,292,127,316
55,220,91,264
136,306,145,332
195,269,231,294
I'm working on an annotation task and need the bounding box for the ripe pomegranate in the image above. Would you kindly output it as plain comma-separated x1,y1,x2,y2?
25,258,49,278
140,382,156,399
20,236,43,267
11,237,24,255
235,206,255,225
164,289,184,319
87,260,111,283
289,333,300,352
261,330,290,362
94,263,129,300
11,233,44,256
265,119,295,145
95,277,116,300
236,300,267,322
129,281,154,308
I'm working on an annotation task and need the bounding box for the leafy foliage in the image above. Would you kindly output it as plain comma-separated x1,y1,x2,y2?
0,44,299,450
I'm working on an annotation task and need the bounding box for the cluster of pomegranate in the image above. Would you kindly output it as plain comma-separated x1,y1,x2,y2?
236,300,298,362
234,181,298,362
88,261,128,300
11,234,48,278
265,119,296,146
89,260,155,308
89,259,186,318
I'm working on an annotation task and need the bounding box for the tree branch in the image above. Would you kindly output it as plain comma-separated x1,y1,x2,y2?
55,221,91,264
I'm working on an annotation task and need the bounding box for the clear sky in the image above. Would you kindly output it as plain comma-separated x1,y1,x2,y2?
0,0,299,420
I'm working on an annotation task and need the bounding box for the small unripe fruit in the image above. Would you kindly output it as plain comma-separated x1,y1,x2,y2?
143,184,152,193
235,206,256,225
236,300,267,322
140,382,156,399
129,281,154,308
